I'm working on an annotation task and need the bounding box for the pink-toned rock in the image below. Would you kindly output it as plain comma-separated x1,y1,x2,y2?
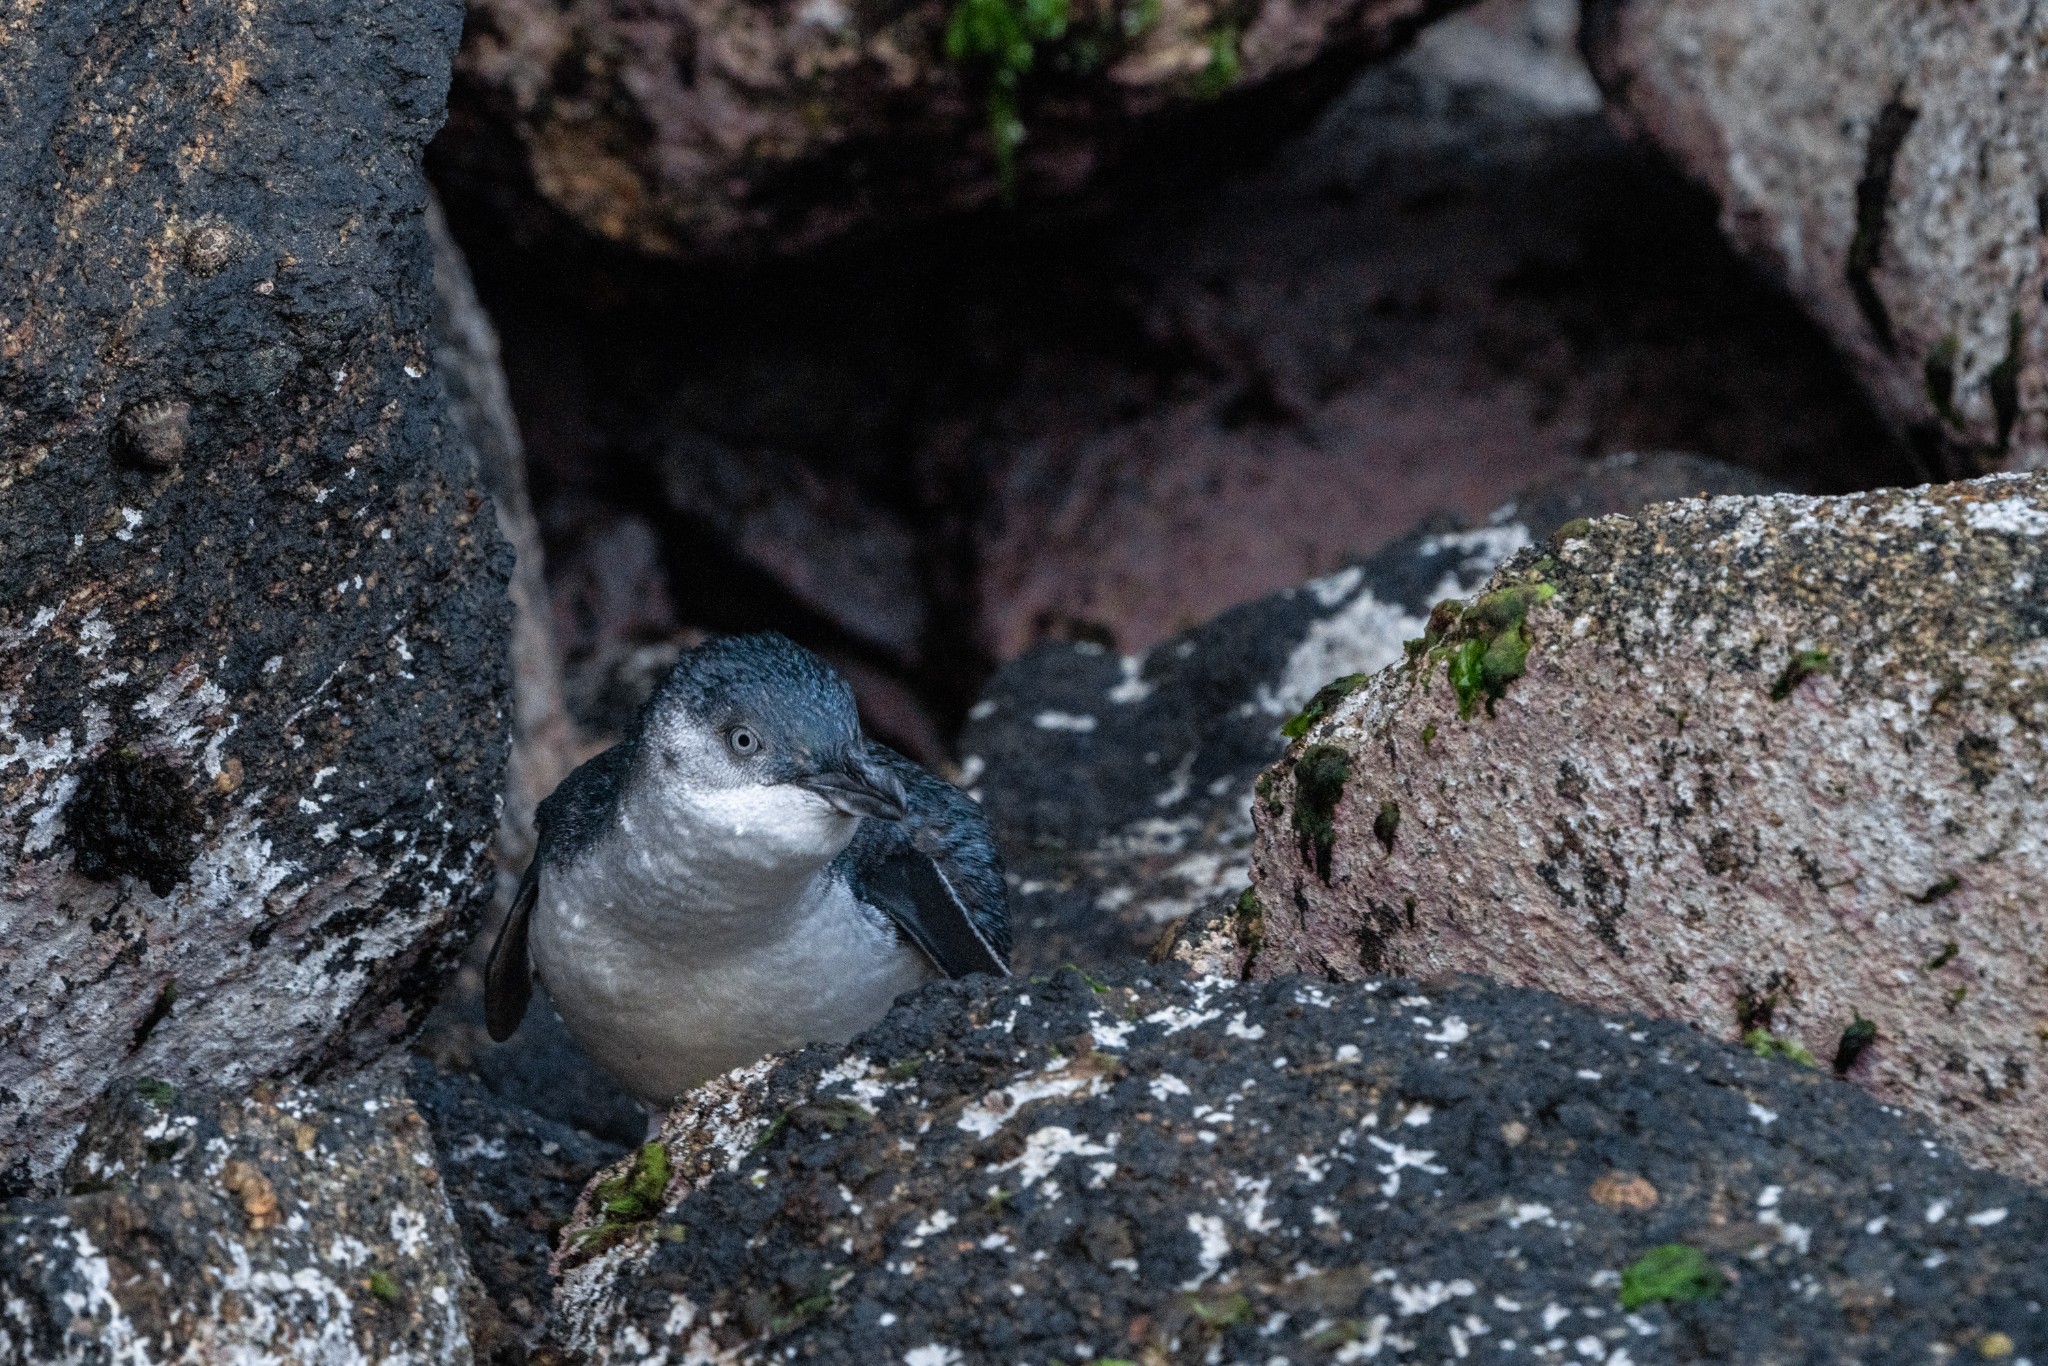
1584,0,2047,473
1233,473,2048,1182
447,0,1461,259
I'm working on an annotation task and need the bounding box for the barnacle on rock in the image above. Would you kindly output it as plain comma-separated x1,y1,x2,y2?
115,398,191,470
182,217,238,276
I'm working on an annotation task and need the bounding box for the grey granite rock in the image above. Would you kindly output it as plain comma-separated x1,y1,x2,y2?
1242,471,2048,1183
963,453,1779,969
0,0,507,1189
0,1069,478,1363
1584,0,2047,475
552,966,2048,1364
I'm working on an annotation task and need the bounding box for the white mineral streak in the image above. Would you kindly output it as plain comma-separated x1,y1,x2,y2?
0,584,483,1186
1252,474,2048,1180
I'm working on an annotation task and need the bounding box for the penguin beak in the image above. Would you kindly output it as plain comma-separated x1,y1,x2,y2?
797,751,908,821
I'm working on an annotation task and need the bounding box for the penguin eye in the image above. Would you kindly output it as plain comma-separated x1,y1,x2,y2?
726,725,760,758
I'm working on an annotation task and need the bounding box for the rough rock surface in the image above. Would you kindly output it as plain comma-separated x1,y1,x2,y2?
444,0,1465,260
552,967,2048,1364
409,1056,624,1357
964,453,1777,968
0,0,508,1187
1584,0,2047,474
0,1069,477,1363
1242,472,2048,1183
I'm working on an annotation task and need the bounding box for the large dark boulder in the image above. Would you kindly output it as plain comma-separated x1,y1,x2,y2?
0,0,507,1188
440,0,1476,261
553,966,2048,1363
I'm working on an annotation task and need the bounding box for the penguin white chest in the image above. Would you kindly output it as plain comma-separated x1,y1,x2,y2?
530,868,933,1106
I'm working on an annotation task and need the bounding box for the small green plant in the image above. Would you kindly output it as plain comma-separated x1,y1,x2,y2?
945,0,1070,197
1064,963,1111,993
136,1078,177,1108
1742,1029,1816,1067
1618,1244,1721,1310
1187,1290,1252,1325
367,1270,403,1304
770,1286,836,1334
1193,25,1239,98
1407,581,1557,720
1927,940,1959,970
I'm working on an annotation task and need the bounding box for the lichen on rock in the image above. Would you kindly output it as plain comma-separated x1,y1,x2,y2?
0,1070,478,1363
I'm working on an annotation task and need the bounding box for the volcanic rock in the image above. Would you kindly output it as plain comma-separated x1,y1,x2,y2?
0,1070,479,1363
550,966,2048,1363
0,0,507,1188
443,0,1471,260
965,452,1778,968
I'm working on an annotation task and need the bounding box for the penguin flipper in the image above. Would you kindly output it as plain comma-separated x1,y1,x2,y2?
483,861,538,1041
853,836,1010,979
837,746,1010,980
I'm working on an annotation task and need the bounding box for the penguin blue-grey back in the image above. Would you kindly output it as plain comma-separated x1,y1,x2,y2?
485,632,1009,1110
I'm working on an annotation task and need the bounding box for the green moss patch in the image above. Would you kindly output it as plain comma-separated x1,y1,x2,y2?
1372,799,1400,853
1283,673,1368,740
577,1140,675,1251
1833,1015,1877,1075
1618,1244,1722,1311
1292,744,1350,882
1742,1029,1816,1068
1230,886,1265,962
1405,581,1557,720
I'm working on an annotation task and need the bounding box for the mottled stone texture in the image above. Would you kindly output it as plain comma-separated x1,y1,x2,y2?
551,968,2047,1364
0,1070,477,1363
1244,473,2048,1182
443,0,1463,260
0,0,507,1189
1583,0,2047,474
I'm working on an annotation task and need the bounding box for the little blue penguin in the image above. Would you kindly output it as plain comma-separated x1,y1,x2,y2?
484,632,1010,1109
